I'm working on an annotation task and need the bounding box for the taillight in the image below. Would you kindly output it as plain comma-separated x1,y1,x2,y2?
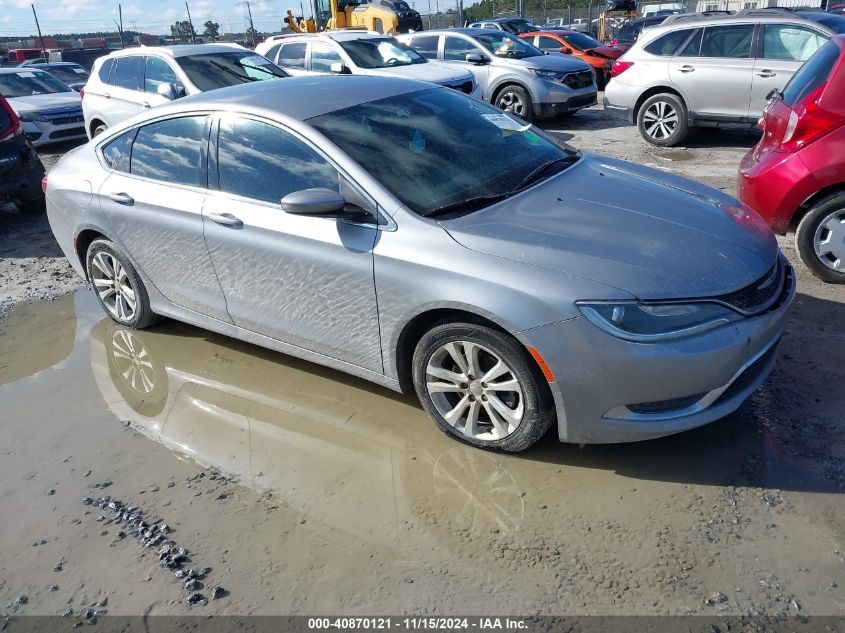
41,175,47,193
778,84,842,153
79,88,85,100
610,60,633,77
0,98,21,141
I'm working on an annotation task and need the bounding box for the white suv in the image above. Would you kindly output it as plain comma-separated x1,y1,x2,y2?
255,31,483,101
604,9,844,146
82,44,289,138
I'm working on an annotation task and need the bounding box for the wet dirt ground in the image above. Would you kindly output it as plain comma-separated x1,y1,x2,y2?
1,101,844,620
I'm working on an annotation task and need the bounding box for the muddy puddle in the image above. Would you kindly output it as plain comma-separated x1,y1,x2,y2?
1,292,843,616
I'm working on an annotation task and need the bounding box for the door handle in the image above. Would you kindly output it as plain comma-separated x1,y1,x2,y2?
678,65,695,73
141,102,151,109
103,93,111,99
755,69,776,78
108,192,134,206
209,213,244,228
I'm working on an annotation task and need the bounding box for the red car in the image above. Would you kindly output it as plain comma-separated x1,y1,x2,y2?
738,36,845,284
519,30,624,89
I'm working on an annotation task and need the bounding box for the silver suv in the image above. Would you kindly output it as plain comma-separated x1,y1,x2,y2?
604,9,845,145
399,28,596,122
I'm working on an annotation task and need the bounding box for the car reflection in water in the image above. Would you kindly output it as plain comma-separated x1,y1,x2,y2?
89,318,525,544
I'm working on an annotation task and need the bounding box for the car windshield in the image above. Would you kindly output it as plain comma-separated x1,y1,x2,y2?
41,66,89,83
0,70,73,97
499,20,537,34
339,38,426,68
561,31,603,49
176,51,289,91
474,32,544,59
309,88,579,217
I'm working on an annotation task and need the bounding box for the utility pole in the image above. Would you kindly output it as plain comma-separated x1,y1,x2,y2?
31,4,47,59
118,3,126,48
246,1,256,47
457,0,463,26
185,1,197,43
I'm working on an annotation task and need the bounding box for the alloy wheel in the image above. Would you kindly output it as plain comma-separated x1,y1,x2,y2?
813,209,845,273
497,91,525,117
642,100,678,141
90,251,137,322
425,340,525,441
110,329,155,395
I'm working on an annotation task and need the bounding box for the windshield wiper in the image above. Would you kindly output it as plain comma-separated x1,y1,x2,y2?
209,60,258,82
424,193,511,219
234,60,278,76
513,155,579,192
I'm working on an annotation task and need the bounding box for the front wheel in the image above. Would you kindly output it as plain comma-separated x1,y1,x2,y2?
86,239,159,328
637,93,689,147
412,321,555,452
495,85,534,123
795,193,845,284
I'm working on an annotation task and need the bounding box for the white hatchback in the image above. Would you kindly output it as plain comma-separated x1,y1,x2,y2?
82,44,290,138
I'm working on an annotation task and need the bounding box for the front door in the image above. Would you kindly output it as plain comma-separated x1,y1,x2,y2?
442,35,490,97
202,114,383,372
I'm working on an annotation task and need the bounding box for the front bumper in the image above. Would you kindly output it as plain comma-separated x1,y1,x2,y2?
534,81,597,118
523,260,795,444
22,119,87,147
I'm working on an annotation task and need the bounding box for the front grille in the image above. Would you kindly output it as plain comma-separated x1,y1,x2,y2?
49,127,85,139
627,392,707,415
714,341,780,405
48,114,84,125
445,80,474,94
42,107,84,124
716,255,791,316
562,70,594,89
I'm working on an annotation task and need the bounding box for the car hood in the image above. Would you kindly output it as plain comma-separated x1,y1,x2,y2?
498,54,590,72
586,45,623,59
8,92,82,113
440,154,778,300
366,62,473,84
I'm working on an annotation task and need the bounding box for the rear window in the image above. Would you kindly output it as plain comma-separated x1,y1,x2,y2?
46,65,90,83
101,129,135,172
130,116,206,186
782,39,840,106
699,24,753,58
644,28,695,55
98,58,114,83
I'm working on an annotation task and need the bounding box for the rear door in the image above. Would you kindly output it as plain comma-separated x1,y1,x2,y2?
750,23,828,118
97,114,231,322
442,35,491,92
276,42,309,76
104,56,148,124
669,24,755,120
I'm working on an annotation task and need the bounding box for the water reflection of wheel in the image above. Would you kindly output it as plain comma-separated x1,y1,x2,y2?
106,326,168,417
432,447,524,535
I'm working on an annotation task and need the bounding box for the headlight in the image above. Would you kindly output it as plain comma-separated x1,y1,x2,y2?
529,68,564,82
18,112,48,122
577,301,742,342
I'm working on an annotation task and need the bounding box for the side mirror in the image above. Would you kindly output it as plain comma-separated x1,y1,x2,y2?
157,82,176,100
281,188,347,217
329,62,351,74
465,53,489,65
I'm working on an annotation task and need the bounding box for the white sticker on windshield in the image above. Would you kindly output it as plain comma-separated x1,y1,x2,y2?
245,54,272,65
73,68,86,74
17,72,36,78
481,113,529,131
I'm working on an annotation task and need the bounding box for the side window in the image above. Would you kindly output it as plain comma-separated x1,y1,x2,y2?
130,116,206,187
699,24,753,58
762,25,827,62
310,42,343,72
101,129,135,172
111,56,145,90
144,56,185,95
409,35,440,59
538,36,563,51
97,58,114,83
264,44,282,62
278,43,307,69
217,117,338,204
444,36,482,60
678,28,702,56
644,29,695,56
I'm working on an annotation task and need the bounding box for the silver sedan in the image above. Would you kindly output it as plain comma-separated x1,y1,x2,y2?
45,76,794,452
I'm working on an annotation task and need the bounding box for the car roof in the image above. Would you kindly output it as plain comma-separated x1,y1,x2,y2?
105,43,245,59
0,67,52,74
143,75,434,122
277,30,389,42
470,17,531,23
420,27,511,36
655,8,838,28
28,61,85,68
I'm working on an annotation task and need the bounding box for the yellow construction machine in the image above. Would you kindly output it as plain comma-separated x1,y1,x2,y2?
284,0,423,35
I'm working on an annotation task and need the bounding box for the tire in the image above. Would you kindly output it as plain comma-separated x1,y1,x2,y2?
637,92,689,147
495,85,534,123
412,320,556,453
92,122,107,137
795,193,845,284
86,238,159,328
17,194,45,214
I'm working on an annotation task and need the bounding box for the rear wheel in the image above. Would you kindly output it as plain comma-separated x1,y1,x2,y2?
412,320,555,452
86,239,159,328
795,193,845,284
637,92,689,147
495,85,534,123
